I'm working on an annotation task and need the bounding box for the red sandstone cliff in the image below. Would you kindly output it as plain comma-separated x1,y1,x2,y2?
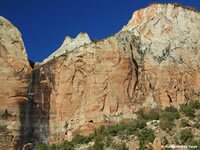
30,3,200,144
0,3,200,148
0,17,31,149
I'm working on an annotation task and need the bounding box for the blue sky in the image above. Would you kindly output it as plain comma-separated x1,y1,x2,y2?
0,0,199,62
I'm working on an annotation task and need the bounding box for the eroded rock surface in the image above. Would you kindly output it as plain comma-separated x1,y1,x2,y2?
123,3,200,108
42,32,91,64
31,3,200,144
0,17,31,149
32,33,140,143
1,3,199,147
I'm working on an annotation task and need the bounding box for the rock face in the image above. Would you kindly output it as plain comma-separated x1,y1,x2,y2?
42,32,91,64
0,17,31,149
30,3,200,144
1,3,200,148
122,3,200,108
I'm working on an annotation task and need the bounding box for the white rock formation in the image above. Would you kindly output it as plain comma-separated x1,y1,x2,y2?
42,32,91,64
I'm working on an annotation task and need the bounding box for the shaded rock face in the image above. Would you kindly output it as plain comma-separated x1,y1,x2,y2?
0,17,31,149
31,3,200,144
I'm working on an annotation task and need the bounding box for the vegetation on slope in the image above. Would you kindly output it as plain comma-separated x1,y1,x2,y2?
35,101,200,150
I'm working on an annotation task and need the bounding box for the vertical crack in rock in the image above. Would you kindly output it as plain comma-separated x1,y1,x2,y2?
127,51,139,100
23,72,34,143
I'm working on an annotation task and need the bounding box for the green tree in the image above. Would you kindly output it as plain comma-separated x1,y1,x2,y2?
180,129,193,143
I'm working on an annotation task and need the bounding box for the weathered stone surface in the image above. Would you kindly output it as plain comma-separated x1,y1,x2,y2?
123,3,200,108
30,3,200,144
0,17,31,149
42,32,91,64
32,33,140,143
152,137,163,150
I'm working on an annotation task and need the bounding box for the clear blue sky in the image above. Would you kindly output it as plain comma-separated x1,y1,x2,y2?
0,0,199,62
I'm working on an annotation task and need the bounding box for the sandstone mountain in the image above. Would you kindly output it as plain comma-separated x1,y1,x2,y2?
41,32,91,64
0,3,200,149
30,3,200,145
0,17,31,149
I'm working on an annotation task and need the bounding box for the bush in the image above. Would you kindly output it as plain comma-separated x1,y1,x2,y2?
92,136,104,150
188,140,200,150
133,119,147,129
180,104,195,118
160,118,175,130
165,106,178,113
136,128,155,144
159,106,180,131
34,144,49,150
162,136,169,145
106,122,127,136
72,134,93,145
180,119,189,128
189,101,200,109
137,109,160,121
135,128,155,150
60,141,74,150
161,106,180,121
112,143,128,150
105,136,112,147
180,129,193,143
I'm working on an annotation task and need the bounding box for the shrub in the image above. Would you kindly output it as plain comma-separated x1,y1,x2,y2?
34,144,49,150
165,106,178,113
161,106,180,121
189,101,200,109
160,118,175,130
133,118,147,129
135,128,155,150
179,129,193,143
92,136,104,150
105,136,112,147
187,140,200,150
180,104,195,118
106,122,127,136
112,143,128,150
162,136,169,145
136,128,155,143
60,141,74,150
137,109,160,121
159,106,180,131
72,134,94,145
180,119,189,128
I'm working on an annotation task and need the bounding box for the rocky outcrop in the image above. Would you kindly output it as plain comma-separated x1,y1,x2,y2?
0,17,31,149
123,3,200,108
32,33,140,143
1,3,199,148
30,3,200,144
42,32,91,64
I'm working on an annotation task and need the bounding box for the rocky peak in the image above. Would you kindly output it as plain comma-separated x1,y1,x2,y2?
0,16,31,149
41,32,91,64
123,3,199,31
0,16,30,70
122,3,200,67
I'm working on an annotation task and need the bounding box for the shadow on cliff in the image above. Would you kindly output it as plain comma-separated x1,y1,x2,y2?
16,62,51,149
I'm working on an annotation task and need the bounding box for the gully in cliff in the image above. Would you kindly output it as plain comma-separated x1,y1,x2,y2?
23,72,34,144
